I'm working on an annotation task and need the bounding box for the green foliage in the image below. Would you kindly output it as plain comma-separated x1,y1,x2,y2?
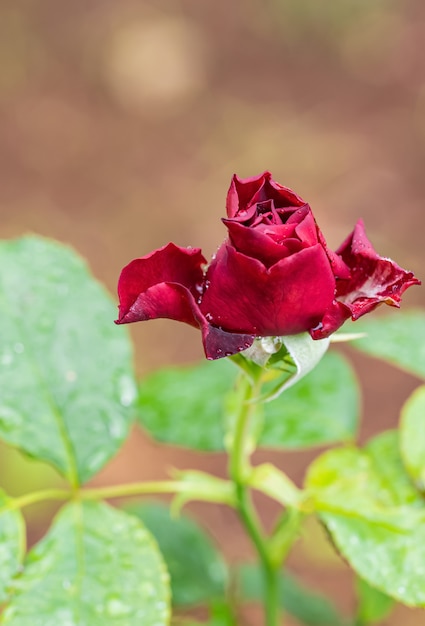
261,351,359,448
137,352,359,451
0,236,136,485
355,577,394,624
127,501,228,608
352,310,425,379
400,385,425,489
2,501,170,626
238,564,345,625
306,431,425,606
138,359,234,451
0,491,25,603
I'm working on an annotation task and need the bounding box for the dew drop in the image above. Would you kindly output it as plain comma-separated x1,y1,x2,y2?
118,374,137,407
1,352,13,366
106,596,132,617
65,370,77,382
0,407,22,431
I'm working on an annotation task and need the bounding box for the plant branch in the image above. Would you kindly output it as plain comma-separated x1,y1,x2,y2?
80,480,190,501
228,372,281,626
1,488,71,513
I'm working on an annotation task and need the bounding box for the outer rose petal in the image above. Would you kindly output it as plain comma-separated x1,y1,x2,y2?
116,243,206,323
200,242,336,336
336,220,420,317
311,220,421,339
115,242,255,359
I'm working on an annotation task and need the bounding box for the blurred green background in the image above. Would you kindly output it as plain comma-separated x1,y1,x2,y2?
1,1,424,624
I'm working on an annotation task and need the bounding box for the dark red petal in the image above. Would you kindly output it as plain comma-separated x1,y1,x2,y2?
118,280,254,360
290,206,319,246
200,243,336,336
116,243,207,322
309,301,351,339
317,229,351,280
226,172,269,218
264,175,306,209
335,220,421,319
116,281,201,327
202,326,255,360
115,243,255,360
226,172,305,219
223,220,301,267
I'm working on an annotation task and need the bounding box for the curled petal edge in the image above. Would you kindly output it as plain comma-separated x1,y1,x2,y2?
116,281,255,360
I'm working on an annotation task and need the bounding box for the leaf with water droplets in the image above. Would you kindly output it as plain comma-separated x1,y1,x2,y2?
137,351,359,451
352,309,425,379
137,359,235,450
306,431,425,606
2,501,170,626
126,501,228,608
0,236,136,484
0,490,25,603
261,351,359,448
400,385,425,490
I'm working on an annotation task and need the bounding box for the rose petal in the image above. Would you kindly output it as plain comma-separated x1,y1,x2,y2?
309,301,351,339
203,325,255,360
116,242,206,322
200,243,336,336
335,220,421,318
226,171,305,219
223,219,302,267
226,172,269,218
115,243,255,360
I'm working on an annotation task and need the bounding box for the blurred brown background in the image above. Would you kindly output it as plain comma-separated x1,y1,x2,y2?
1,0,424,624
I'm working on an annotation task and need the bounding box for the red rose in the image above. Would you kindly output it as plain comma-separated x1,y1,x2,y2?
116,172,420,359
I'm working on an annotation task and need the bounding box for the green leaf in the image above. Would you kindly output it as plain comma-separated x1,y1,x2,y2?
0,236,136,485
306,431,425,606
238,564,345,625
260,351,360,448
126,501,228,608
3,501,170,625
138,359,235,451
351,309,425,379
138,351,359,451
0,491,25,603
400,385,425,489
355,577,394,624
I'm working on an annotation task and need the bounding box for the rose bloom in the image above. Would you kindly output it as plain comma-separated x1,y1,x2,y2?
116,172,420,359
